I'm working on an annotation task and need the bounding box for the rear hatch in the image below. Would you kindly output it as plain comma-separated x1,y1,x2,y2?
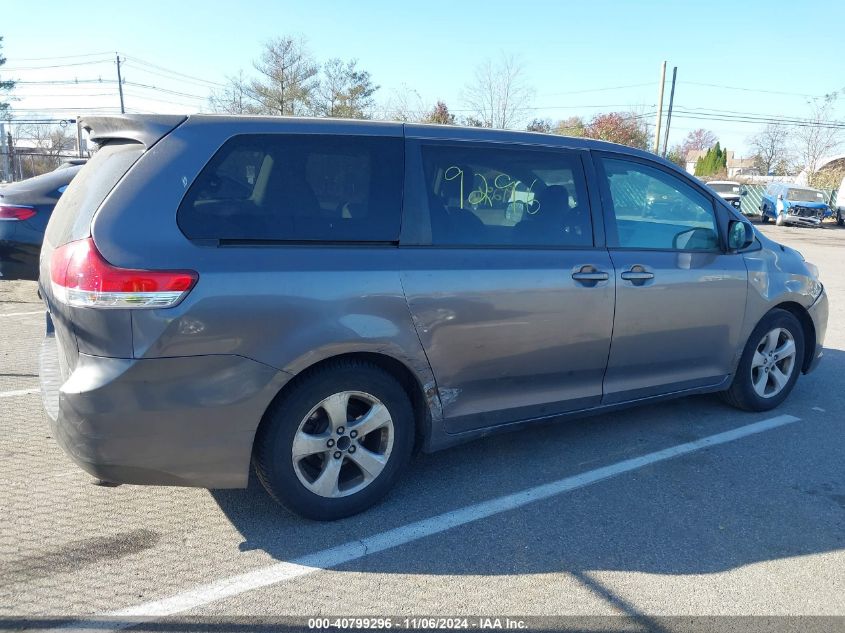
39,115,186,382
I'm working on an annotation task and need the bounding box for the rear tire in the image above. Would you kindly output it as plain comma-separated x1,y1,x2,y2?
253,360,415,520
760,209,770,223
720,309,804,412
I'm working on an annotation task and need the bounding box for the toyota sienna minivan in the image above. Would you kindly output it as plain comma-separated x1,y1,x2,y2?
38,115,828,520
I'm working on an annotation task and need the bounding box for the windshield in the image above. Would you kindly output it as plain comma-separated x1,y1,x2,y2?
787,188,825,203
709,183,741,194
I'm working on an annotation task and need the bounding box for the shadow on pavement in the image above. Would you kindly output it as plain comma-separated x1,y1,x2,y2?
209,347,845,579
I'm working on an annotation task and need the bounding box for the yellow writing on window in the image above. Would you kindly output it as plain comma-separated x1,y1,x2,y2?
445,166,541,214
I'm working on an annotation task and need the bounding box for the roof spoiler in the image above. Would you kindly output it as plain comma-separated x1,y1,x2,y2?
80,114,188,148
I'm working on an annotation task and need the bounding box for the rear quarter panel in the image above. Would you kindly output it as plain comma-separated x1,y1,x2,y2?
90,117,439,423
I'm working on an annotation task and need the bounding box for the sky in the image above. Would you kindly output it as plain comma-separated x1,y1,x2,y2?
2,0,844,155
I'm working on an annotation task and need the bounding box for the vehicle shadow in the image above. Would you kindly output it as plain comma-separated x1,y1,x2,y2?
209,347,845,581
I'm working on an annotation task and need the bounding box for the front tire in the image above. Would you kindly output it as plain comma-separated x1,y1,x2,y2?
837,210,844,227
253,360,415,520
721,309,804,412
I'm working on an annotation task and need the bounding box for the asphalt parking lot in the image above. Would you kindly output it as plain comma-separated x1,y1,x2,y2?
1,221,843,632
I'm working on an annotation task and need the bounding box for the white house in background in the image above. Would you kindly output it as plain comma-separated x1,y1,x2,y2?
725,151,758,178
684,149,759,177
684,149,707,174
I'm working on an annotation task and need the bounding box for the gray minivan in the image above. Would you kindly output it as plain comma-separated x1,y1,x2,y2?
39,115,828,520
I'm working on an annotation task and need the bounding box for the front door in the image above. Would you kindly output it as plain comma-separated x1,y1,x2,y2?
594,154,748,404
400,140,615,432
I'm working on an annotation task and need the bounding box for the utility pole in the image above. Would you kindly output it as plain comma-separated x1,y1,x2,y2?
115,53,125,114
76,117,84,157
6,130,15,182
0,121,8,182
653,60,667,154
662,67,678,158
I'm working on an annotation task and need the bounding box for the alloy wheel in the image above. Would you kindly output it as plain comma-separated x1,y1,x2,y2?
750,328,797,398
291,391,394,498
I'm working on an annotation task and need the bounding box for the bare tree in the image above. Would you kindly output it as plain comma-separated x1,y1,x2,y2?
680,129,717,158
208,71,260,115
379,84,426,122
793,95,843,185
314,58,379,119
462,53,534,129
251,36,319,116
13,123,75,178
748,123,791,176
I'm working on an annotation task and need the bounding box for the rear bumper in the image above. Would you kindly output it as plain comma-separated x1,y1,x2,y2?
805,288,828,374
40,325,290,488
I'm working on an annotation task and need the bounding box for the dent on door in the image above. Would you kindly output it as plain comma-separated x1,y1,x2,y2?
401,248,616,433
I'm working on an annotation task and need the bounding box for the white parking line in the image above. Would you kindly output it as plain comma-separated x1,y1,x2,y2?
0,387,39,398
54,413,800,630
0,310,43,318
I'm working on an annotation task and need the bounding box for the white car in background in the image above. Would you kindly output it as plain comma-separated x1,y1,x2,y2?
707,180,746,213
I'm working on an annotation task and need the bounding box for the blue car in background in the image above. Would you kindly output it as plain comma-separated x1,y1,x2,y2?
760,182,830,227
0,161,84,280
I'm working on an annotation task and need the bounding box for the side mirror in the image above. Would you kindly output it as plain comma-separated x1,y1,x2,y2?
777,193,783,200
728,220,754,250
740,187,748,196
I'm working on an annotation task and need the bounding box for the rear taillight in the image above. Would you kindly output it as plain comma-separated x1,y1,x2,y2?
50,238,198,309
0,205,37,221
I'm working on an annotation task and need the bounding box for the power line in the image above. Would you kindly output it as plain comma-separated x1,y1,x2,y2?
11,78,208,100
14,79,118,85
3,59,113,71
678,81,822,99
7,51,114,62
121,62,228,91
8,92,121,98
670,111,845,129
121,91,204,109
122,81,207,100
121,55,225,87
671,106,845,125
675,104,845,123
538,82,653,97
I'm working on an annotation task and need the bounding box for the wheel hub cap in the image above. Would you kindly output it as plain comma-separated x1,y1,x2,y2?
336,435,352,451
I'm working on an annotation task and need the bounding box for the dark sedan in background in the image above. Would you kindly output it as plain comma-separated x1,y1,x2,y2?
0,161,84,280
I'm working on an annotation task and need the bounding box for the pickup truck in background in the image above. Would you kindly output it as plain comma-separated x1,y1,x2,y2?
759,182,830,227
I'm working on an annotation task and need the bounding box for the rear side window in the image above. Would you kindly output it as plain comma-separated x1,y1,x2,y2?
178,134,403,242
45,141,144,246
419,143,592,247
